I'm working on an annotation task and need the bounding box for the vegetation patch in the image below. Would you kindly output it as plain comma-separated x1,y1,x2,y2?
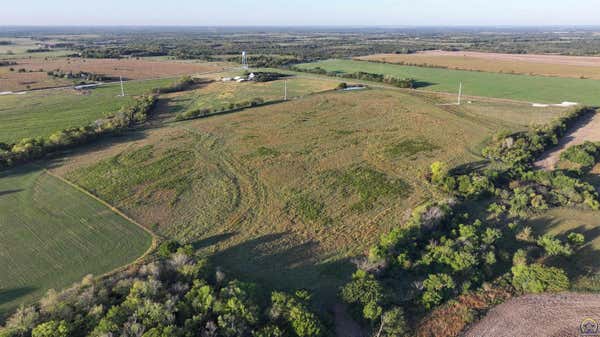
331,166,411,211
385,137,440,158
286,190,332,227
253,146,280,157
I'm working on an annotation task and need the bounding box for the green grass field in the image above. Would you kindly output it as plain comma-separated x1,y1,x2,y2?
0,78,175,143
0,166,152,318
61,87,552,307
295,59,600,105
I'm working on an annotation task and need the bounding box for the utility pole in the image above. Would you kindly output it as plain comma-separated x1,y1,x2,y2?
284,80,288,101
457,81,463,105
119,76,125,97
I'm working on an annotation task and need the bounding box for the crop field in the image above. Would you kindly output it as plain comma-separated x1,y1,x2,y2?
0,166,152,318
0,58,229,91
0,38,73,61
158,77,338,116
54,87,551,306
295,59,600,105
0,77,175,143
358,51,600,80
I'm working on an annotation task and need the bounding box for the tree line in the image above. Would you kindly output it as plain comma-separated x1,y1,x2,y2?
0,76,198,170
0,242,326,337
340,106,599,337
292,66,415,88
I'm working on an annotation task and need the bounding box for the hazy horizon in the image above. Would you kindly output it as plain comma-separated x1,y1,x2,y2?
3,0,600,27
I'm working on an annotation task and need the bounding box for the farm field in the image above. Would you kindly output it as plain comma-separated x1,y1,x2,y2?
0,77,175,143
54,87,554,306
158,76,338,116
295,59,600,105
358,51,600,79
0,166,152,318
0,58,230,92
0,38,73,61
464,293,600,337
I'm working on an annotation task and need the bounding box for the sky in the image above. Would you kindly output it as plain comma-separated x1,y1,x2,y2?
2,0,600,26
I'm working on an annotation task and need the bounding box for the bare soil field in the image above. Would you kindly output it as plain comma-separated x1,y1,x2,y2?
358,51,600,79
535,111,600,170
0,58,229,91
463,293,600,337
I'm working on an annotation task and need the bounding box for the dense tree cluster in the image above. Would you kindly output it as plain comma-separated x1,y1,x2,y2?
342,108,598,336
250,72,287,83
292,67,415,88
46,70,117,82
0,95,156,169
175,98,266,121
154,76,201,94
482,106,596,172
0,246,325,337
558,141,600,174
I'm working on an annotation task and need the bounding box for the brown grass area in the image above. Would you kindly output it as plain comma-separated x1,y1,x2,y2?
0,58,229,91
463,293,600,337
54,88,504,307
417,288,513,337
357,51,600,79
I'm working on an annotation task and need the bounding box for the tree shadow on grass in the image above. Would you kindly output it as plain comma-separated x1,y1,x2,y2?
0,287,37,306
529,214,600,276
191,232,238,250
197,232,357,308
0,189,24,197
0,286,37,322
413,81,436,89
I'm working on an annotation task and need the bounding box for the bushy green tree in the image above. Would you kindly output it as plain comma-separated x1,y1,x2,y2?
421,274,455,309
31,320,70,337
511,263,569,293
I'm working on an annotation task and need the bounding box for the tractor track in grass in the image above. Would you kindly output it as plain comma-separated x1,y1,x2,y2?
43,169,160,277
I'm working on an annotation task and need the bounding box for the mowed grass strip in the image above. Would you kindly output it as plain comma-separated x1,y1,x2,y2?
295,59,600,105
0,77,175,143
0,167,152,318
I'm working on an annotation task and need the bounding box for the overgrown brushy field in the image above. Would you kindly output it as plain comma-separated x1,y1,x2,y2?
60,88,549,306
357,52,600,80
156,77,337,117
0,77,174,143
0,167,152,318
295,59,600,105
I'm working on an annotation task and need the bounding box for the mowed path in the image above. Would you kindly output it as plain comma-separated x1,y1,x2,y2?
535,112,600,170
463,293,600,337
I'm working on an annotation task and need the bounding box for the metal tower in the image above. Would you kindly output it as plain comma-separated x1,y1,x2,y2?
242,51,248,69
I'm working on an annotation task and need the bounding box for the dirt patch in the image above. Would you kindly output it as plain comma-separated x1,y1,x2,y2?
463,292,600,337
535,112,600,170
0,58,228,91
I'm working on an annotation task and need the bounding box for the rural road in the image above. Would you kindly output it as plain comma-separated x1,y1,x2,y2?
535,111,600,170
